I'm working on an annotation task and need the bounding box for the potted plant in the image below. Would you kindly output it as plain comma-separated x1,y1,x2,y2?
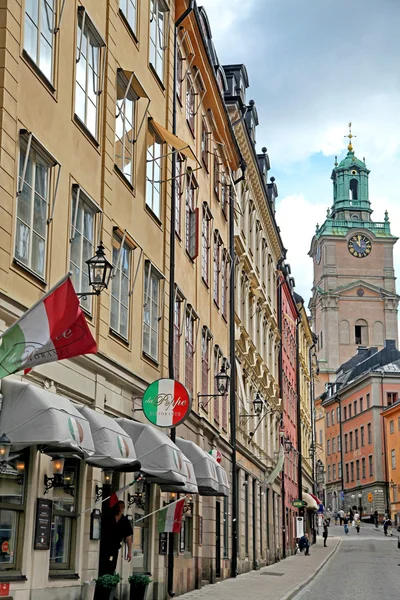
94,573,122,600
128,573,152,600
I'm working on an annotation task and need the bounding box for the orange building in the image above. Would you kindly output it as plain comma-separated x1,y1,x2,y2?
382,400,400,524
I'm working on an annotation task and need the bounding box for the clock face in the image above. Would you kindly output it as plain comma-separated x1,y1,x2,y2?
316,244,321,264
348,234,372,258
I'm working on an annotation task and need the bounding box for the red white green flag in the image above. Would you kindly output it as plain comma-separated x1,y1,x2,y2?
157,498,185,533
0,275,97,379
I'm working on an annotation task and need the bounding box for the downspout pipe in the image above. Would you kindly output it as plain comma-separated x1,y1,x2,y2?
230,161,246,578
168,4,194,597
308,343,316,543
296,318,302,513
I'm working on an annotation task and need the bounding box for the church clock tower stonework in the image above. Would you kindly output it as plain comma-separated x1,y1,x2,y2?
309,126,399,394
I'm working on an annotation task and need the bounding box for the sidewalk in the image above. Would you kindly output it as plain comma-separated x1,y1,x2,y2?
177,537,341,600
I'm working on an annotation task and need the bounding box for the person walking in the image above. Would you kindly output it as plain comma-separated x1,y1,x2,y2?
339,509,344,526
98,500,133,576
325,507,332,526
323,520,329,547
374,510,379,528
384,516,393,536
343,514,350,535
355,517,361,535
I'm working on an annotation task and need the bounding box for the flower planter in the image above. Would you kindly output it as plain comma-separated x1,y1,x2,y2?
129,582,149,600
94,585,118,600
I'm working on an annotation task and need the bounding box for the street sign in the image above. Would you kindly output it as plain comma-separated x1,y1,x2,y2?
368,492,373,503
142,378,192,428
296,517,304,537
292,500,307,508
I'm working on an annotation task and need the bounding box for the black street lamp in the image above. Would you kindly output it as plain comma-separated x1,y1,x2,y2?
77,241,113,299
198,361,230,409
252,392,264,416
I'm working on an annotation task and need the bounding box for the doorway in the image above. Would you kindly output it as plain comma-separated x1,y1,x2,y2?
216,501,221,577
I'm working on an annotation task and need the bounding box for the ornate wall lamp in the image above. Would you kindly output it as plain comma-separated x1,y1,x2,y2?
198,360,230,409
128,479,146,510
44,456,74,496
76,242,113,300
95,469,113,502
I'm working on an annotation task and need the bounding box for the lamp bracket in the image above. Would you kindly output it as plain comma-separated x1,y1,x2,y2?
198,393,225,409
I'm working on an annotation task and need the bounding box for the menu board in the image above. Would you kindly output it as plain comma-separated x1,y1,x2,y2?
34,498,53,550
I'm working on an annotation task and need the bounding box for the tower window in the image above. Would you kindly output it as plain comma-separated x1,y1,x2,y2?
349,178,358,200
355,319,368,345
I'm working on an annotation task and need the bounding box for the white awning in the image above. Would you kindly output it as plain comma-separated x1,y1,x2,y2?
117,418,188,486
214,459,230,497
77,406,139,470
175,438,220,496
0,380,94,458
303,492,319,511
160,452,198,494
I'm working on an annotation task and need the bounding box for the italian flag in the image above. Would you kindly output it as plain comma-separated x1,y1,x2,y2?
157,498,185,533
0,275,97,379
143,379,188,427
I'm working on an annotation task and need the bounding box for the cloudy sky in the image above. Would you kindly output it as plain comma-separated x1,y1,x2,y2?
200,0,400,306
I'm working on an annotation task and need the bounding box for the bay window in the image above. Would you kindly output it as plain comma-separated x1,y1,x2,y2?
75,7,106,138
24,0,55,82
70,185,101,312
110,234,132,339
143,262,163,361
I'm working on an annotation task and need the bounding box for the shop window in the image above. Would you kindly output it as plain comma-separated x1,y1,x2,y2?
146,125,163,219
115,72,136,185
15,134,59,280
143,262,163,361
180,516,192,554
149,0,168,81
120,0,137,36
110,234,132,339
24,0,55,83
69,185,101,313
244,474,249,556
75,8,106,138
49,458,79,571
0,453,28,572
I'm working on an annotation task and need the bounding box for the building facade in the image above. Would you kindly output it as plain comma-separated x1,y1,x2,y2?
382,399,400,525
223,64,283,569
309,131,399,398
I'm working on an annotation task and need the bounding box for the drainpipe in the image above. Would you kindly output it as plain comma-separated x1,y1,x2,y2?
308,343,316,543
230,165,246,578
276,264,285,559
168,3,194,597
296,318,302,513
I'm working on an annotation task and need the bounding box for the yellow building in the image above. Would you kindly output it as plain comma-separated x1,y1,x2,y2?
0,1,238,599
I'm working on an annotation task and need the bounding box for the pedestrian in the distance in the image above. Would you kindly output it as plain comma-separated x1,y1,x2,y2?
326,507,332,526
339,509,344,526
343,514,350,535
374,510,379,528
384,517,393,536
323,520,328,547
355,517,361,535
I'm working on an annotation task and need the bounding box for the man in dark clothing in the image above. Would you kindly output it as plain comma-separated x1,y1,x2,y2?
299,533,310,555
374,510,379,528
98,501,133,576
343,515,350,535
323,520,328,547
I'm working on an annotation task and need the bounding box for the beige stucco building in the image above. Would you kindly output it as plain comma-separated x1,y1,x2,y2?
0,1,241,599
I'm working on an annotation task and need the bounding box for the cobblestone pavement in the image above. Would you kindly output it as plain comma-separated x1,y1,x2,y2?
176,536,341,600
294,524,399,600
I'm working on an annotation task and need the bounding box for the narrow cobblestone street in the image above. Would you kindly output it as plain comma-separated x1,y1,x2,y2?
176,525,400,600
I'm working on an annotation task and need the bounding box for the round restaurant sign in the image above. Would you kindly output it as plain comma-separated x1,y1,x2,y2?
209,449,222,463
142,378,192,428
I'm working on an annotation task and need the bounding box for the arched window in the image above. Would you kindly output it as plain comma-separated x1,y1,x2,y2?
355,319,368,345
349,178,358,200
373,321,384,346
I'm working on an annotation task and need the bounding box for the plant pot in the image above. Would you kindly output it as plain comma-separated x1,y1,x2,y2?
129,582,149,600
94,584,117,600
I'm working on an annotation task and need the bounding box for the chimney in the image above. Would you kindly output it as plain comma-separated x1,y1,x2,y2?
384,340,396,350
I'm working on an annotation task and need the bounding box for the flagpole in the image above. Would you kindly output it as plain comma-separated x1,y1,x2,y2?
78,475,141,517
0,273,72,338
134,496,186,524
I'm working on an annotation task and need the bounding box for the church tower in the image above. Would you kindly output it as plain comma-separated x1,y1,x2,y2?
309,124,399,394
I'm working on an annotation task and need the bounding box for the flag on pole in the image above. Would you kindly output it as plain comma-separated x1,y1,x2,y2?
157,498,185,533
109,481,136,508
0,275,97,379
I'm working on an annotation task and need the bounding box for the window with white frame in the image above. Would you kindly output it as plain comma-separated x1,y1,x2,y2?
213,232,222,306
143,262,162,360
110,234,131,339
15,136,58,279
201,326,211,396
24,0,55,82
175,154,184,235
119,0,137,35
75,8,106,138
185,310,195,396
201,203,212,284
149,0,168,81
221,249,228,319
186,75,195,133
115,72,136,184
70,186,101,311
185,174,198,260
146,125,163,218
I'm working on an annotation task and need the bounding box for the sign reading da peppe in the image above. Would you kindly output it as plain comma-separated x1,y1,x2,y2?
142,378,192,428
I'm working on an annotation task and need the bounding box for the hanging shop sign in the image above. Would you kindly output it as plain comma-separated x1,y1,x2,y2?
292,500,307,508
142,379,192,428
208,449,222,463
